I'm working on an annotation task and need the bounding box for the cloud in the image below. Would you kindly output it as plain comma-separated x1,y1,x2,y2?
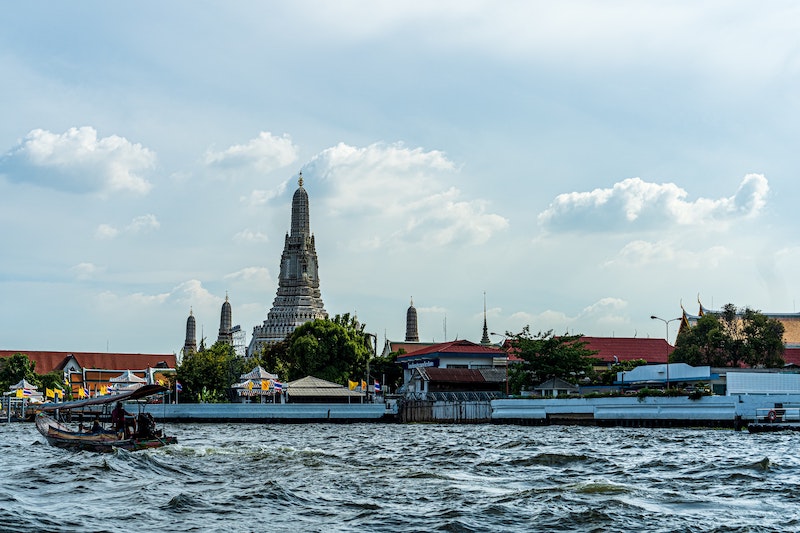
605,240,732,269
304,142,508,247
507,298,629,334
95,214,160,240
223,267,272,285
205,132,298,173
71,262,101,280
538,174,769,233
97,279,218,309
0,127,155,195
240,180,288,206
233,229,269,243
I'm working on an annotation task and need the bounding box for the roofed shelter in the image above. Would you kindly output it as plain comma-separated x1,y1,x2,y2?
284,376,364,404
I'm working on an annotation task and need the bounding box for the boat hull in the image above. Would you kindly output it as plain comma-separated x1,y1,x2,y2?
747,422,800,433
36,413,177,452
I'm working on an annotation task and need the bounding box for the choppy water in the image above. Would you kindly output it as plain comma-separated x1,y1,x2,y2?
2,422,800,532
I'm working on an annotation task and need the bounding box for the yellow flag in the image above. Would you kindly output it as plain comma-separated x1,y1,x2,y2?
46,388,55,399
348,380,357,390
78,387,86,398
56,389,64,399
247,381,254,390
361,380,367,390
16,389,23,398
261,380,269,391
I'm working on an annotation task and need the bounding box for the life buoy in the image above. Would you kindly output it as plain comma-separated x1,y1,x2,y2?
768,410,777,422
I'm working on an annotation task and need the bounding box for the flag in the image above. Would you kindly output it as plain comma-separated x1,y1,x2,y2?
46,388,55,399
15,389,23,398
374,381,381,393
23,389,32,397
274,381,283,392
157,378,165,386
100,385,108,396
247,380,254,390
348,380,357,391
261,380,269,391
176,381,183,392
361,380,367,391
78,387,87,398
56,389,64,399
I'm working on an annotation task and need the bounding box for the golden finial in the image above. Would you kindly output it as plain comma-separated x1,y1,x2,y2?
298,171,304,187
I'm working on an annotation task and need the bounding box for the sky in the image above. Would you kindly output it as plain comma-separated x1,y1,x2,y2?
2,2,800,356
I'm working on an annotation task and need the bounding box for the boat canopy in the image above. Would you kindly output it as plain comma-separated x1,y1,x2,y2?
39,384,168,412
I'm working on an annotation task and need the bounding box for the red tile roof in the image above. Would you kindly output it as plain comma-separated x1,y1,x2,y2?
580,337,672,364
0,350,176,373
397,339,503,360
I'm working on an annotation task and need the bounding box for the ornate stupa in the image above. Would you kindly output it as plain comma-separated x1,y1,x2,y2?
248,172,328,356
405,298,419,342
183,308,197,356
217,293,233,345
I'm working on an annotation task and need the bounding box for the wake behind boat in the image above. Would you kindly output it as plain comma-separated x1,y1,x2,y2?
35,384,177,452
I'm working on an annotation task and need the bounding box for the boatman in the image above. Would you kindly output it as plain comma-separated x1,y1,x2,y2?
111,401,135,438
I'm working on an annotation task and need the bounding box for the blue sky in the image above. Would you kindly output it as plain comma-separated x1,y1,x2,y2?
2,2,799,355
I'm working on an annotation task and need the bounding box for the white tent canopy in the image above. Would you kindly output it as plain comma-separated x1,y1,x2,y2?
10,378,39,390
109,370,147,384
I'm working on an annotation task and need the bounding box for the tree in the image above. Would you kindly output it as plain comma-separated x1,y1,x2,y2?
177,341,244,402
672,304,785,368
280,314,372,383
0,352,39,392
506,327,597,394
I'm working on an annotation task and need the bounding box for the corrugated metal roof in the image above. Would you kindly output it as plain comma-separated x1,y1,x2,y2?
397,339,502,360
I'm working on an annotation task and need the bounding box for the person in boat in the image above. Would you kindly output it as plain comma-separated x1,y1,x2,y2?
91,416,101,433
111,401,135,438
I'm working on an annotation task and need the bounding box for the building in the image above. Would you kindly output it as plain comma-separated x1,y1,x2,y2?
248,173,328,356
405,298,419,342
0,350,176,397
395,339,506,388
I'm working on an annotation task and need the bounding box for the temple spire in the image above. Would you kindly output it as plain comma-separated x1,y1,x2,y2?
405,297,419,342
480,292,491,345
248,173,327,356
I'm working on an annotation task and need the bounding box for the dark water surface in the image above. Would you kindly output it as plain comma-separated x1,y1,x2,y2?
2,422,799,532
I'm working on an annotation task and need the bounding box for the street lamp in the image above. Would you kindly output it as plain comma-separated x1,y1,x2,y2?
490,332,510,396
650,315,681,390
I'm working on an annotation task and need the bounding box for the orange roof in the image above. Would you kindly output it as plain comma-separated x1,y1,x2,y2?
397,339,502,360
580,337,673,364
0,350,176,373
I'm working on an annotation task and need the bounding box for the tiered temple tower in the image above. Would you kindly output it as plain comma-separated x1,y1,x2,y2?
217,293,233,345
248,173,328,356
405,298,419,342
183,308,197,356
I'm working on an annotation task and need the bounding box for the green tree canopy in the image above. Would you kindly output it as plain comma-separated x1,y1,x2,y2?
279,314,372,383
177,341,244,403
671,304,785,368
597,358,648,385
0,352,39,391
506,327,597,394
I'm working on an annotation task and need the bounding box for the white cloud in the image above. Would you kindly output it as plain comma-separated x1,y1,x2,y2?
240,180,288,206
95,224,119,240
538,174,769,233
606,240,732,269
71,262,101,280
224,267,271,285
305,142,508,247
234,229,269,243
0,127,155,195
127,214,160,233
95,214,160,240
205,132,298,173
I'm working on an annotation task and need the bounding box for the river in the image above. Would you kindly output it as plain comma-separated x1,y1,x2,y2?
1,422,798,532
